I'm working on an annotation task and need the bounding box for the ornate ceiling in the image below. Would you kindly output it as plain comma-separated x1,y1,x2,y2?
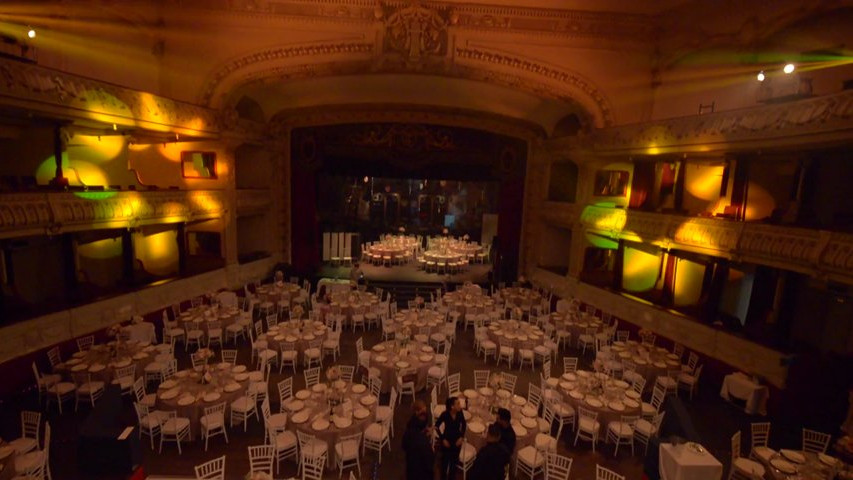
1,0,850,136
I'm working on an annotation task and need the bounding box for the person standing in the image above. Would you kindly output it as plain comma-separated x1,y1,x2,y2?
435,396,466,480
469,424,511,480
403,400,435,480
493,408,516,454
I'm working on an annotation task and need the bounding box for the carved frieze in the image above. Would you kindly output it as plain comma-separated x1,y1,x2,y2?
0,190,226,239
587,89,853,154
0,58,219,136
382,4,448,63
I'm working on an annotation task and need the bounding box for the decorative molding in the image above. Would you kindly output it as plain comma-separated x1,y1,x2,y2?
0,190,226,239
577,205,853,284
0,58,220,136
382,3,449,63
454,47,612,127
575,89,853,155
236,188,273,216
529,268,790,388
198,42,375,106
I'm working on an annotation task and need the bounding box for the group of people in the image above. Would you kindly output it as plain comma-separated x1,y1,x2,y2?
403,396,516,480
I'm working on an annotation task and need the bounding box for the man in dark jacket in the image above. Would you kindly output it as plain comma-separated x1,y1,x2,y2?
435,396,466,480
469,424,511,479
494,408,516,454
403,400,435,480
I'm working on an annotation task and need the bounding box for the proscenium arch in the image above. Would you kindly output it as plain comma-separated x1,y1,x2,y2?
198,43,613,129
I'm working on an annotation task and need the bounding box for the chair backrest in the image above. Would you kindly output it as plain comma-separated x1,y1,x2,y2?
356,337,364,356
205,401,227,420
221,349,237,365
802,428,831,453
501,372,517,393
563,357,578,374
388,387,398,408
191,352,205,369
731,431,742,461
686,351,699,371
43,421,51,457
596,464,625,480
616,330,629,342
304,367,320,387
20,410,40,442
527,383,542,409
254,320,263,337
542,401,556,426
133,377,147,403
278,377,293,404
77,335,94,352
47,347,61,369
115,364,136,382
369,375,382,397
653,410,667,432
578,405,598,422
473,370,490,389
447,372,460,394
672,342,684,359
301,449,326,480
632,376,647,395
248,444,275,475
266,314,278,329
749,422,770,449
543,360,552,379
650,384,666,411
547,452,573,480
339,431,362,451
194,454,226,480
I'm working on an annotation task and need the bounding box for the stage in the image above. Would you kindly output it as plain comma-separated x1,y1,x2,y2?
315,262,492,285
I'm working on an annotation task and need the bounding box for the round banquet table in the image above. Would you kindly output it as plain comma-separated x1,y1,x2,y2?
177,306,240,334
596,341,681,388
448,243,482,258
261,320,329,353
463,387,537,452
287,382,377,469
442,291,495,317
155,364,250,440
57,340,158,383
368,341,436,394
552,370,641,438
423,250,465,264
391,309,445,339
759,449,845,480
326,291,379,323
369,245,408,260
256,282,303,308
487,320,544,350
499,287,544,308
547,312,606,345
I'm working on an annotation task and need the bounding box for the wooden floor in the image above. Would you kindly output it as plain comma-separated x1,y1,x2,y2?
0,302,778,480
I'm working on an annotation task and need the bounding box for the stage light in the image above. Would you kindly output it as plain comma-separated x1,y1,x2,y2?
756,71,765,82
112,124,117,131
363,176,369,183
783,63,795,74
27,28,36,39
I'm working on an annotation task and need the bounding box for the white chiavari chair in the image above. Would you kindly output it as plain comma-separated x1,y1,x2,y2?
596,464,625,480
230,389,259,432
749,422,776,462
9,411,40,455
573,405,601,453
335,432,363,478
13,421,50,480
304,367,321,388
159,410,191,454
362,415,391,464
634,410,665,455
248,444,275,476
606,414,638,457
194,455,225,480
200,402,229,451
803,428,831,454
76,335,94,352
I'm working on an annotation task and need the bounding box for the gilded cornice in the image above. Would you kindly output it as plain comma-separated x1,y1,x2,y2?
578,205,853,284
556,89,853,155
0,58,221,137
0,190,226,239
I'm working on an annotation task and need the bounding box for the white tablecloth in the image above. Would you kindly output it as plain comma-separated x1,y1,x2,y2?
659,443,722,480
720,373,768,415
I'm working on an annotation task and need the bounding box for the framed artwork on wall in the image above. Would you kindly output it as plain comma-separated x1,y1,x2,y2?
181,151,217,179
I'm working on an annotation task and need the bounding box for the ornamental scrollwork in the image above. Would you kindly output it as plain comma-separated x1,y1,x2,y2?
383,4,448,62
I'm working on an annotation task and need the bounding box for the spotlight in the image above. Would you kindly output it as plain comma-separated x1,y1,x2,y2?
112,123,117,131
756,71,765,82
27,28,35,39
363,176,369,183
783,63,795,74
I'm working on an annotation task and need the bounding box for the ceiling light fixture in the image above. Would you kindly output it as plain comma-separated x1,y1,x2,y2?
27,28,35,39
783,63,795,74
756,71,765,82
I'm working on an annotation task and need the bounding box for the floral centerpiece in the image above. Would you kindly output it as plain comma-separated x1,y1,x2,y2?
196,348,215,384
513,307,524,320
326,366,345,408
399,326,412,346
106,323,124,357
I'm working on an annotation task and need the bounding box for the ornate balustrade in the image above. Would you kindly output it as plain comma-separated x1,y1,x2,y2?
0,189,226,239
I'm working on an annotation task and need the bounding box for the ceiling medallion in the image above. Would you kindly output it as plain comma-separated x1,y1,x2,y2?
383,3,448,64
